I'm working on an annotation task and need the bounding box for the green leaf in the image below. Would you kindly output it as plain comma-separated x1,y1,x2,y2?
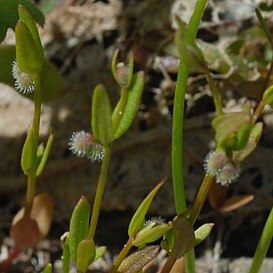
39,60,64,102
234,122,263,161
0,45,64,102
175,16,208,73
15,21,44,75
21,124,36,174
62,235,71,273
0,0,44,43
212,110,252,151
42,263,52,273
112,72,145,139
69,196,90,263
36,128,54,177
194,223,214,246
36,143,45,170
118,245,160,273
94,246,106,261
132,223,172,247
18,5,43,59
77,237,96,272
128,181,164,238
263,84,273,108
111,49,134,88
92,84,113,145
163,214,195,258
234,122,252,150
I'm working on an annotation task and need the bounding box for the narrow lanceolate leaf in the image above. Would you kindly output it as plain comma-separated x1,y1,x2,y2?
234,122,263,161
212,111,252,151
263,84,273,108
92,84,113,145
69,196,90,263
18,5,44,59
118,245,160,273
77,237,96,272
43,263,52,273
128,181,164,238
62,235,71,273
194,223,214,246
36,129,54,177
0,0,45,43
21,124,36,174
15,21,44,75
112,72,145,139
94,246,106,261
111,49,134,88
132,223,172,247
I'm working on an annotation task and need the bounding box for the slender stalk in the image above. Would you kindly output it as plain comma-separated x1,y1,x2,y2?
248,207,273,273
25,172,36,215
253,100,266,122
88,145,112,238
32,75,42,149
171,0,207,272
262,60,273,93
189,175,214,225
172,0,207,224
207,73,223,116
255,8,273,49
24,74,42,216
109,238,133,273
172,60,188,214
92,83,130,268
255,8,273,98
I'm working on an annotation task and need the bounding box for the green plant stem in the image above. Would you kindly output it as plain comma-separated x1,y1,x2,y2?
172,0,207,222
248,206,273,273
25,172,36,215
88,145,112,238
25,74,42,216
33,75,42,149
171,0,207,272
255,8,273,49
253,100,266,122
207,73,223,116
172,59,188,214
255,8,273,98
189,175,214,225
109,238,133,273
